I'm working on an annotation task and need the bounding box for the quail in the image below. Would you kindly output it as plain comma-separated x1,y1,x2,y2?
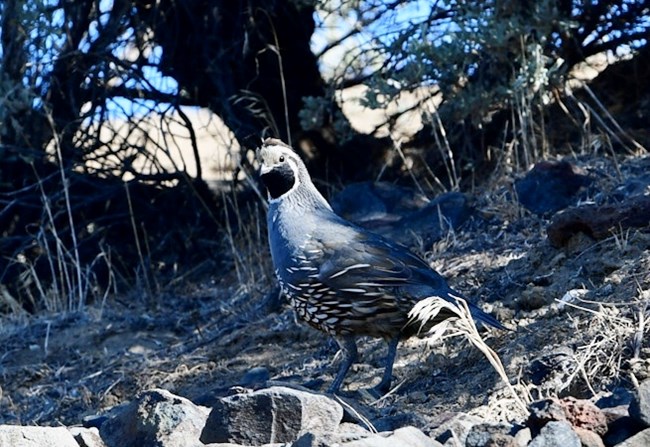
257,138,505,395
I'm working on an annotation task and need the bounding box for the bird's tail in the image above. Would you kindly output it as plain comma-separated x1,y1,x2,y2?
466,300,509,331
445,288,509,331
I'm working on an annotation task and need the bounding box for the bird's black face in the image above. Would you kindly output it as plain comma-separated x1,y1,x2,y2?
257,139,301,200
260,162,296,199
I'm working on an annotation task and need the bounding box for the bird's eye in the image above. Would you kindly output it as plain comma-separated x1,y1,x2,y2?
279,155,285,162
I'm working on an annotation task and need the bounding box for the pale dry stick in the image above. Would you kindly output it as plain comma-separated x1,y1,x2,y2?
26,262,50,311
44,321,51,357
391,138,427,196
571,95,625,180
632,282,648,360
32,165,67,309
0,285,27,315
581,84,646,153
95,249,115,319
221,191,245,283
593,132,623,182
334,395,378,434
124,182,153,300
515,36,542,164
415,152,449,193
431,110,460,190
139,222,160,296
553,299,631,325
44,111,85,310
370,379,406,407
514,90,532,168
259,8,291,145
557,299,639,392
238,152,268,210
101,376,124,402
563,337,600,396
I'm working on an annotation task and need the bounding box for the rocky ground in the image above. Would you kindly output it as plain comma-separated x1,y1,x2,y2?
1,152,649,446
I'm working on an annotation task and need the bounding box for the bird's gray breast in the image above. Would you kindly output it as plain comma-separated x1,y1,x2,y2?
267,205,351,333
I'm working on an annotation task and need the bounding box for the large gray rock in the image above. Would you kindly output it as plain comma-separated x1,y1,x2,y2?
331,181,428,223
574,427,605,447
630,379,650,427
428,412,483,446
336,426,442,447
465,423,516,447
199,386,343,445
331,181,473,248
0,425,78,447
69,426,107,447
529,421,580,447
614,427,650,447
99,388,210,447
514,160,591,216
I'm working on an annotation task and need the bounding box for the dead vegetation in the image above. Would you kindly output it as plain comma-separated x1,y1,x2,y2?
0,144,648,429
1,2,650,434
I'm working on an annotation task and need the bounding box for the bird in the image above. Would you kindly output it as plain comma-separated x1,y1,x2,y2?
257,137,505,396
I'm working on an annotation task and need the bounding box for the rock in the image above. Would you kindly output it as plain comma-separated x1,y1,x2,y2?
329,422,372,445
240,366,270,386
547,194,650,247
560,397,608,435
513,427,532,447
465,423,516,446
525,347,575,390
69,426,107,447
383,192,473,247
336,426,442,447
428,412,483,446
595,388,641,444
613,427,650,447
528,397,608,437
293,432,327,447
199,386,343,445
574,427,605,447
372,411,428,433
331,181,428,223
529,420,581,447
630,379,650,427
514,160,591,215
0,425,79,447
517,286,552,311
527,398,568,431
99,388,210,447
612,173,650,200
603,416,645,446
332,181,473,247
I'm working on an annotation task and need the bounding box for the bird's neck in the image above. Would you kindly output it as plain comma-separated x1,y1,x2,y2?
278,181,332,213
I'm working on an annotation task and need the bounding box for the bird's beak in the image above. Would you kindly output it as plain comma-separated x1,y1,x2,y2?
259,164,272,176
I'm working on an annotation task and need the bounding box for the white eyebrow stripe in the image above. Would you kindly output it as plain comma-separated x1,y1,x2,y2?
328,263,371,279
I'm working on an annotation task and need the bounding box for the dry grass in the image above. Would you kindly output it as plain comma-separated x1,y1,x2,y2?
407,294,529,415
555,288,649,394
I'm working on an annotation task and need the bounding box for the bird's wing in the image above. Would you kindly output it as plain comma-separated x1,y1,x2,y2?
311,226,446,291
306,222,506,331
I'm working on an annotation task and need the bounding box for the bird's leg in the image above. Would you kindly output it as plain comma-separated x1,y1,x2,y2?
327,336,358,394
370,336,400,396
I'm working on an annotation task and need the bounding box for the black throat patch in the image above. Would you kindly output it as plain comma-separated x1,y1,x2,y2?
261,164,296,199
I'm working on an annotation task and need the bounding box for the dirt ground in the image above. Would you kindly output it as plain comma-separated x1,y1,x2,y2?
1,154,649,432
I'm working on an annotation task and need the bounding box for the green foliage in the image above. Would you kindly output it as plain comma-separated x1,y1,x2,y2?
315,0,650,131
299,95,354,142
